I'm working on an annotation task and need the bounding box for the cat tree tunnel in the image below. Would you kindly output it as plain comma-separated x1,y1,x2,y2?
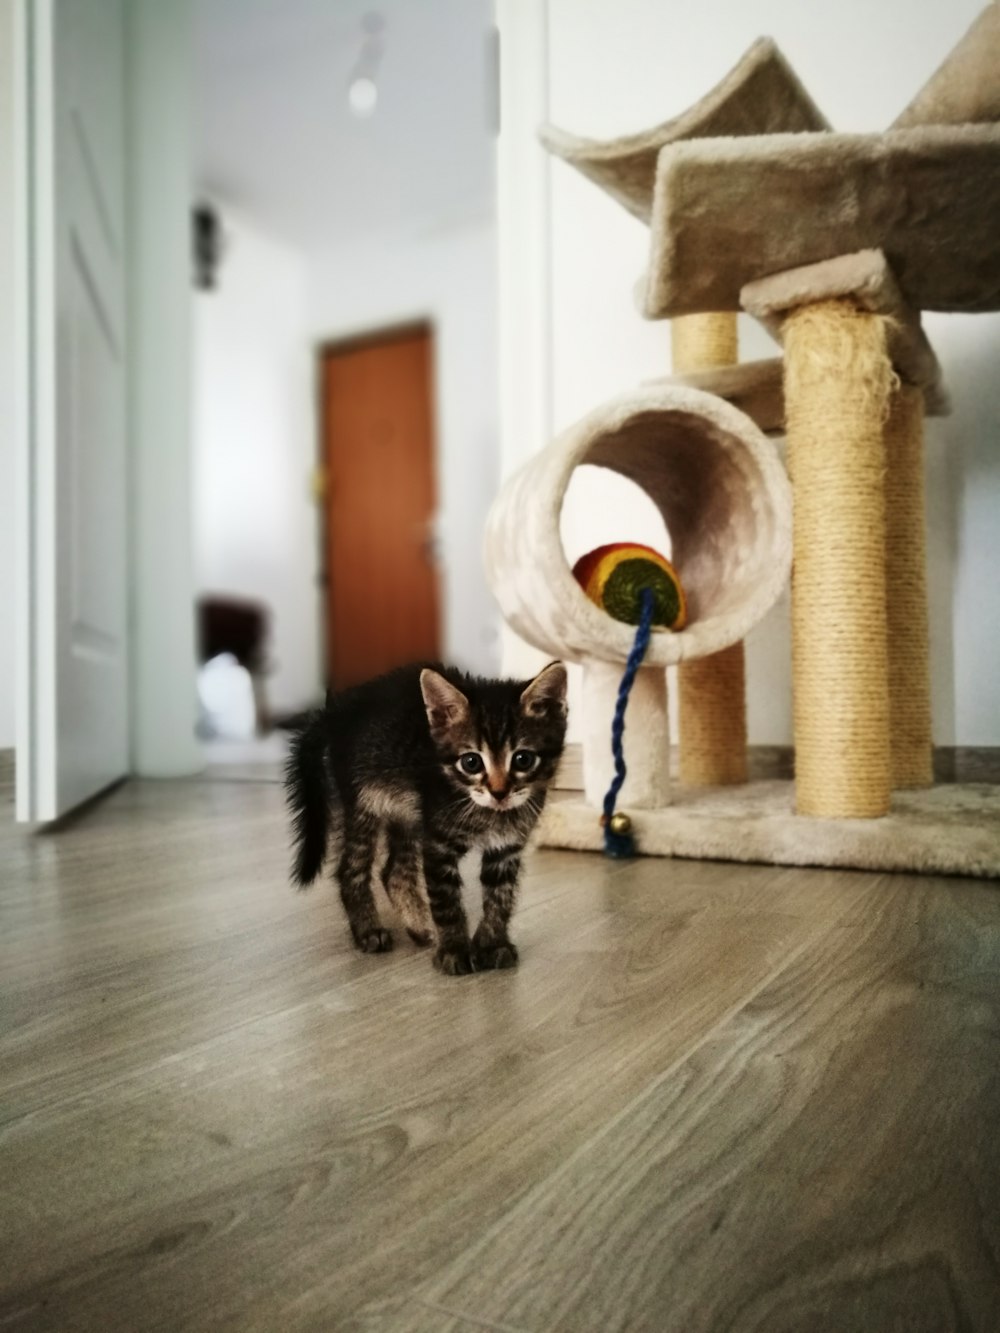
485,383,792,808
486,4,1000,877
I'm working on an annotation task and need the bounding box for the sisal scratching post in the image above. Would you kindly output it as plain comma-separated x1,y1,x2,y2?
671,312,738,372
676,645,748,785
672,313,748,786
784,300,894,818
884,385,933,788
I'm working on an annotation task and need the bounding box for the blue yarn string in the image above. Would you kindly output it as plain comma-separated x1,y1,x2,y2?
602,587,655,857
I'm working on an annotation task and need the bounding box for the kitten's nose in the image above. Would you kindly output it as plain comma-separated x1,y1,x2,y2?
488,784,511,802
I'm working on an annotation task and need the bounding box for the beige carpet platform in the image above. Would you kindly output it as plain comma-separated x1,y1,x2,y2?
741,249,949,416
541,782,1000,880
539,37,828,223
642,124,1000,319
648,358,786,435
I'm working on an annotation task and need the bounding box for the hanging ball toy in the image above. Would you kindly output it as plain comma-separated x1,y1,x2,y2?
572,542,687,631
571,544,685,858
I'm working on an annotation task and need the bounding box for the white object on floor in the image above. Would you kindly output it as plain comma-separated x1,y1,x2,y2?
198,653,256,740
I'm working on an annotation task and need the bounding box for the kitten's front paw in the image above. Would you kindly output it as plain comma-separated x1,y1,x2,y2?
471,939,519,971
433,944,474,976
356,928,394,954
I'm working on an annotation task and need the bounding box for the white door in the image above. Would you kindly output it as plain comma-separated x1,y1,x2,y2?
16,0,129,821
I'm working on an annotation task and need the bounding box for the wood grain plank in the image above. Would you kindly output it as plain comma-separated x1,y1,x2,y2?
1,900,813,1325
0,782,579,1123
410,876,1000,1332
0,808,857,1330
0,774,950,1333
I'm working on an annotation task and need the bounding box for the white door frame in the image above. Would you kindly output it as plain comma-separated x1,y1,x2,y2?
13,0,203,822
13,0,53,819
10,0,27,798
495,0,555,679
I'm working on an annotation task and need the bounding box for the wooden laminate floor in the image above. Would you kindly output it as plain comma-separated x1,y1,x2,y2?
1,763,999,1331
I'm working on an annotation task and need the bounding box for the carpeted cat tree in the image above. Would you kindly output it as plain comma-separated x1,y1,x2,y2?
486,5,1000,878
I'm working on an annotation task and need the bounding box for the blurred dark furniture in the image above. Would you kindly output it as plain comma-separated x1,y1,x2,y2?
197,596,271,733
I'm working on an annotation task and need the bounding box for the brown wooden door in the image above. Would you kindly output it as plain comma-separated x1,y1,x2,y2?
322,327,441,690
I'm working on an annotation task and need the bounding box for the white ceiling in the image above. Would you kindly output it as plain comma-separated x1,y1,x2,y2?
195,0,496,255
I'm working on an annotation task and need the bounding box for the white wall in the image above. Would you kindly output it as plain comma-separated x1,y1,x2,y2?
306,222,500,677
0,0,16,750
537,0,1000,746
193,207,320,716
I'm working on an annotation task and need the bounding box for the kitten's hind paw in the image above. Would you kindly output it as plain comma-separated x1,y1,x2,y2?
356,928,394,954
433,944,474,976
471,940,519,971
406,927,434,948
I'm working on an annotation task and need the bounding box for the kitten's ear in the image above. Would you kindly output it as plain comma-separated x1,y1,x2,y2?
420,669,471,734
520,661,568,718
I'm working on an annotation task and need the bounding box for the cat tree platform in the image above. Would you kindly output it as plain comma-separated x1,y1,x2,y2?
541,784,1000,880
539,37,829,223
651,261,949,439
641,125,1000,319
650,359,786,436
741,250,950,416
544,7,1000,320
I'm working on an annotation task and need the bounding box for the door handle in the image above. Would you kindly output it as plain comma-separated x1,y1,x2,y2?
419,517,442,568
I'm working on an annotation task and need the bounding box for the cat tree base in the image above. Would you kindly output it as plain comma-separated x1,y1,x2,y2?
539,782,1000,879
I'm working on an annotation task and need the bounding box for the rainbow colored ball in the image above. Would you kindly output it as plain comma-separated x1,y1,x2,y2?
572,542,687,631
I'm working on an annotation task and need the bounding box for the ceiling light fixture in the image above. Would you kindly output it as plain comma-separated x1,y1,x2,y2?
348,11,385,120
348,74,378,118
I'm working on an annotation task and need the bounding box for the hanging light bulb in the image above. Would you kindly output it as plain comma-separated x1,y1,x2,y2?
347,11,384,119
348,75,378,118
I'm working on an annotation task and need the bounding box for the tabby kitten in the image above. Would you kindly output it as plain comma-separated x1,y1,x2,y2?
285,661,567,976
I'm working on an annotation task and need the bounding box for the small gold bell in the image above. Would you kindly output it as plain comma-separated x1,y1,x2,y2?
608,811,632,836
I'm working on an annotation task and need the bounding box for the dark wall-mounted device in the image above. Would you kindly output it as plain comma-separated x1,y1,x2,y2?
192,204,224,290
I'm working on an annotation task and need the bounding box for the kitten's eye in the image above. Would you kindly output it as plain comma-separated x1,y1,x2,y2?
457,752,485,775
511,749,538,774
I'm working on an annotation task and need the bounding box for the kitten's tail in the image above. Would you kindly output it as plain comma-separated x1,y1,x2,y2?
285,710,332,887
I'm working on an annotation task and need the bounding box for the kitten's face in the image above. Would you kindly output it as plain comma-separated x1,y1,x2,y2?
420,664,568,815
